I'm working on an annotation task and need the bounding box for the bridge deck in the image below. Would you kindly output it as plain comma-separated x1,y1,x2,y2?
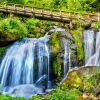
0,3,72,23
0,3,99,23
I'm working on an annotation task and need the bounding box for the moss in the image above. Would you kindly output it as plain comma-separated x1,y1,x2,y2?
93,21,100,29
83,71,100,94
51,53,62,78
71,28,84,62
49,32,61,53
0,47,7,58
49,32,62,78
61,70,83,90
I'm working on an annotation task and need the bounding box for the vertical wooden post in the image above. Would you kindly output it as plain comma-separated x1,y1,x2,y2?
32,7,35,15
14,4,16,10
23,6,25,11
3,3,7,9
98,13,100,21
69,12,71,18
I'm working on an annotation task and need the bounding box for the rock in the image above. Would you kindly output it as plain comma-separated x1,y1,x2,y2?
0,40,17,47
61,66,100,92
82,22,91,29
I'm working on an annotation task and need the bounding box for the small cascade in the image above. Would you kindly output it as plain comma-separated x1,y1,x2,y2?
63,43,71,77
46,27,71,77
0,36,51,96
84,29,95,64
86,31,100,66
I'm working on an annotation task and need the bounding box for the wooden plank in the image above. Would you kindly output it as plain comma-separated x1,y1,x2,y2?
0,3,98,23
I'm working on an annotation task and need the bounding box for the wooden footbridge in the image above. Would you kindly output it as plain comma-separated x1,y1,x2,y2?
0,3,99,23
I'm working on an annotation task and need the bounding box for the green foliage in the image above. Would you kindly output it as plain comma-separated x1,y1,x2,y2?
49,32,61,53
0,47,7,58
83,72,100,94
0,17,28,40
67,0,82,12
26,18,39,33
26,18,43,38
52,53,61,77
0,94,26,100
44,88,80,100
94,21,100,29
7,0,30,4
79,0,100,11
71,29,84,61
49,32,62,77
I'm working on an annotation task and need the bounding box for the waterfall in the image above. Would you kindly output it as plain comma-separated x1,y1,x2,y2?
0,36,51,96
63,40,71,77
84,29,95,64
0,27,72,98
46,27,71,77
86,31,100,66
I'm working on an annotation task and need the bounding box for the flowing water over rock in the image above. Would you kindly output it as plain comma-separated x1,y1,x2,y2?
46,27,71,77
84,29,95,64
0,28,72,98
86,31,100,66
0,36,51,98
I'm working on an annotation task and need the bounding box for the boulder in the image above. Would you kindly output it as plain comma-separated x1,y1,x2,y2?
61,66,100,93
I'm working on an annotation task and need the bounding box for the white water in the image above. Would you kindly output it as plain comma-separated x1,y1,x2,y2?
84,29,95,64
0,36,51,97
86,31,100,66
0,27,71,98
46,27,71,77
63,42,71,77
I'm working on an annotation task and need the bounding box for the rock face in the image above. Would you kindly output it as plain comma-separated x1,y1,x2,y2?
0,40,17,47
61,66,100,95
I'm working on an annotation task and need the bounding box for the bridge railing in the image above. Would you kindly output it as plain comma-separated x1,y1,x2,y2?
0,3,71,19
0,3,99,22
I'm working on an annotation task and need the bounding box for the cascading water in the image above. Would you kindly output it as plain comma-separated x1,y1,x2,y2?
86,31,100,66
0,36,51,98
62,40,71,77
84,29,95,64
46,27,71,77
0,27,72,98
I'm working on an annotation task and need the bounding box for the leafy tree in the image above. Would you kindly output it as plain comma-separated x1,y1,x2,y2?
67,0,82,12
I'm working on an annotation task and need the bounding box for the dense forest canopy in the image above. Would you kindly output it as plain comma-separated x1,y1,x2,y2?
0,0,100,12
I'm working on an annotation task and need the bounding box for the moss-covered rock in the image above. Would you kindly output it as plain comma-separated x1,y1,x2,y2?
49,32,62,79
61,66,100,93
70,28,84,65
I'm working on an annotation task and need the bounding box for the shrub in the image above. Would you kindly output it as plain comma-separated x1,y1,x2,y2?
0,17,28,40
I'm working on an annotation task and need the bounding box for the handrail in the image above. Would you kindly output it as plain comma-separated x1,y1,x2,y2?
2,3,83,14
0,3,99,23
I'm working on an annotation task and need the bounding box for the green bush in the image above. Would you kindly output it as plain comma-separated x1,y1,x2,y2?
44,88,80,100
0,17,28,40
26,18,39,34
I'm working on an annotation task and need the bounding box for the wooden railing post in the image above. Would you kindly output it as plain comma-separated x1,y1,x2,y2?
3,3,7,9
23,5,25,11
32,7,35,15
14,4,16,10
41,9,44,16
98,13,100,21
